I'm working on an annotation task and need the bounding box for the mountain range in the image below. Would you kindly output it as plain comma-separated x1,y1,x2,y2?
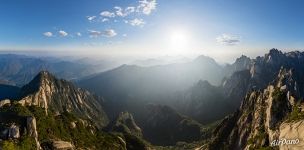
0,54,111,86
1,49,304,149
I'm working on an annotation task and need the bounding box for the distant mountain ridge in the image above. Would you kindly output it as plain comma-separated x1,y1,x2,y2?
0,54,101,86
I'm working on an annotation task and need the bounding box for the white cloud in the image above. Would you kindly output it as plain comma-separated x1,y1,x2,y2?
137,0,157,15
76,32,82,37
101,18,109,22
216,34,240,45
114,6,135,17
59,30,68,37
122,34,127,37
87,16,96,21
88,30,102,38
100,11,115,18
43,32,53,37
103,29,117,37
88,29,117,38
114,6,124,17
128,18,145,27
126,7,135,14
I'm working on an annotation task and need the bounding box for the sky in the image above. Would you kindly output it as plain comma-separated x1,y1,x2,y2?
1,0,304,62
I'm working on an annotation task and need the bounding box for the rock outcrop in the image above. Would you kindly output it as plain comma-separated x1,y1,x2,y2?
27,117,40,149
18,71,108,128
52,140,74,150
0,99,10,107
206,66,304,150
8,124,20,139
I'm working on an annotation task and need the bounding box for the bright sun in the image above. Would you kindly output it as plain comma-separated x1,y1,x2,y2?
168,29,190,54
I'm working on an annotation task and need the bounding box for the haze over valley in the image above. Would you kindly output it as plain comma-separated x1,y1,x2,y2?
1,0,304,150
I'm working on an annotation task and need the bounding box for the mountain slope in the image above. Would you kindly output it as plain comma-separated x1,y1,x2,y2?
171,80,234,124
222,49,304,107
78,55,225,122
18,71,108,128
205,67,304,150
140,104,205,146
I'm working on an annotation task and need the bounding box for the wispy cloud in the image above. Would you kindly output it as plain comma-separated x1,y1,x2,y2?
87,16,96,21
59,30,68,37
103,29,117,37
43,32,53,37
114,6,135,17
88,29,117,38
100,11,115,18
101,18,109,22
76,32,82,37
216,34,240,45
137,0,157,15
126,18,145,27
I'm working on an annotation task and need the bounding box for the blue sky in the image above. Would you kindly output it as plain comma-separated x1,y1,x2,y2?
1,0,304,62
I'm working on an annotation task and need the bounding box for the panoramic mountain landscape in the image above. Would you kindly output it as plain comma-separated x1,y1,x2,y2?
1,0,304,150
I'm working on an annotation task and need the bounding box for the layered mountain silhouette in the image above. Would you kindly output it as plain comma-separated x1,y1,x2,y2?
2,49,304,149
0,54,101,86
78,55,230,122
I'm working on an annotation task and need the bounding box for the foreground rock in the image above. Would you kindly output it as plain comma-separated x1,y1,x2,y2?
206,67,304,150
52,141,74,150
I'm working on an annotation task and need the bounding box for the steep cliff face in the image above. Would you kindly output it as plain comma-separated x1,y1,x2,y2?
18,71,108,127
206,67,304,150
27,117,40,149
222,49,304,108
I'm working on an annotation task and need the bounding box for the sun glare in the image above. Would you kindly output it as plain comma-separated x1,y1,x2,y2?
168,29,190,54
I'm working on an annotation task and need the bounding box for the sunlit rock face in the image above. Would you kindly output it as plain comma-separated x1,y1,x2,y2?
0,99,10,107
279,120,304,150
52,140,74,150
206,65,304,150
27,117,40,149
18,71,108,128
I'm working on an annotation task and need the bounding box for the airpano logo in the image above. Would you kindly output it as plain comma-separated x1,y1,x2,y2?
270,138,299,146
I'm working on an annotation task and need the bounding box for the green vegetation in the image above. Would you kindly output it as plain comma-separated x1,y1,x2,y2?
1,140,16,150
272,88,285,102
287,103,304,122
0,104,126,150
271,88,286,116
18,136,37,150
270,88,289,129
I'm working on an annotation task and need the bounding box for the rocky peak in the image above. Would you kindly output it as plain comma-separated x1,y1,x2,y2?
268,48,282,56
18,71,109,128
233,55,251,70
206,67,304,150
